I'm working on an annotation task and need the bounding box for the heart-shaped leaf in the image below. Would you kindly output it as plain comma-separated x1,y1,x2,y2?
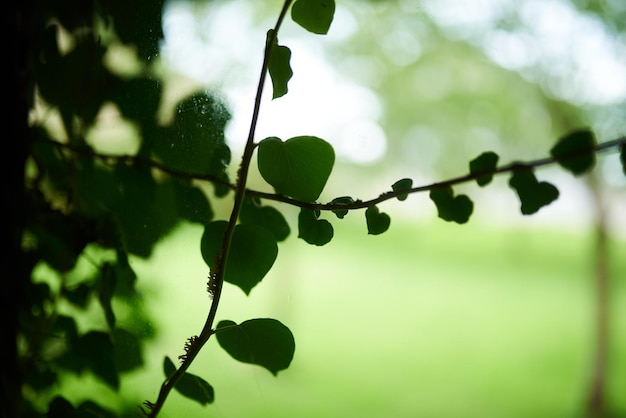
239,197,290,242
201,221,278,295
550,129,596,176
267,30,293,99
429,187,473,224
365,205,391,235
258,136,335,202
298,208,333,246
469,151,499,186
509,168,559,215
163,356,214,405
291,0,335,35
391,178,413,201
215,319,295,376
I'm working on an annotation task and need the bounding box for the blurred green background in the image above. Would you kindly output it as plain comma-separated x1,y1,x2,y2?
38,0,626,416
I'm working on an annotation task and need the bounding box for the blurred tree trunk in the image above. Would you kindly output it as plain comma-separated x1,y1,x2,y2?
3,1,34,417
585,174,610,418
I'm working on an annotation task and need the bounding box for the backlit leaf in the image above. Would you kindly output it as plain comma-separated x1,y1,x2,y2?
76,332,118,389
163,357,215,405
154,92,231,177
391,178,412,201
291,0,335,35
330,196,354,219
215,319,295,376
429,186,473,224
258,136,335,202
550,129,596,176
509,168,559,215
240,197,290,242
298,208,334,245
201,221,278,295
267,30,293,99
365,206,391,235
112,328,143,373
469,151,499,186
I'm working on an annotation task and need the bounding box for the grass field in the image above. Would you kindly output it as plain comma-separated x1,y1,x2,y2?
108,215,626,418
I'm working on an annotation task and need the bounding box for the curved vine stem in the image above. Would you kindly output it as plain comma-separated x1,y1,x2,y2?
144,1,294,416
37,135,626,215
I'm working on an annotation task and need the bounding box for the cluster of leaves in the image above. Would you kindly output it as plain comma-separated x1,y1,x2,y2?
19,0,235,416
18,0,626,417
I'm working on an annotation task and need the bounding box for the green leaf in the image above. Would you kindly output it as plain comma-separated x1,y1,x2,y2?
154,92,231,177
76,401,117,418
215,319,295,376
330,196,354,219
62,283,92,308
47,396,76,418
258,136,335,202
267,30,293,99
173,180,214,225
298,208,334,246
391,178,412,201
469,151,499,186
365,206,391,235
509,168,559,215
163,357,215,405
111,77,161,123
112,328,143,373
429,186,473,224
550,129,596,176
201,221,278,295
76,331,119,389
292,0,335,35
240,197,290,242
99,264,116,329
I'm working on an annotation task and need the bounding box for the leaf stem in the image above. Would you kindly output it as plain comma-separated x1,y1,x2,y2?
145,1,294,416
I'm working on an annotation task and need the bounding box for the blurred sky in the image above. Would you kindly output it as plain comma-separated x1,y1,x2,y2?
158,0,626,233
161,0,626,158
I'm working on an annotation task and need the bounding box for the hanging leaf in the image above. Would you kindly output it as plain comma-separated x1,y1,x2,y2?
509,168,559,215
215,319,295,376
550,129,596,176
391,178,413,201
163,357,215,406
291,0,335,35
267,30,293,99
330,196,354,219
258,136,335,202
201,221,278,295
429,186,473,224
239,197,290,242
365,206,391,235
298,208,333,246
469,151,499,186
